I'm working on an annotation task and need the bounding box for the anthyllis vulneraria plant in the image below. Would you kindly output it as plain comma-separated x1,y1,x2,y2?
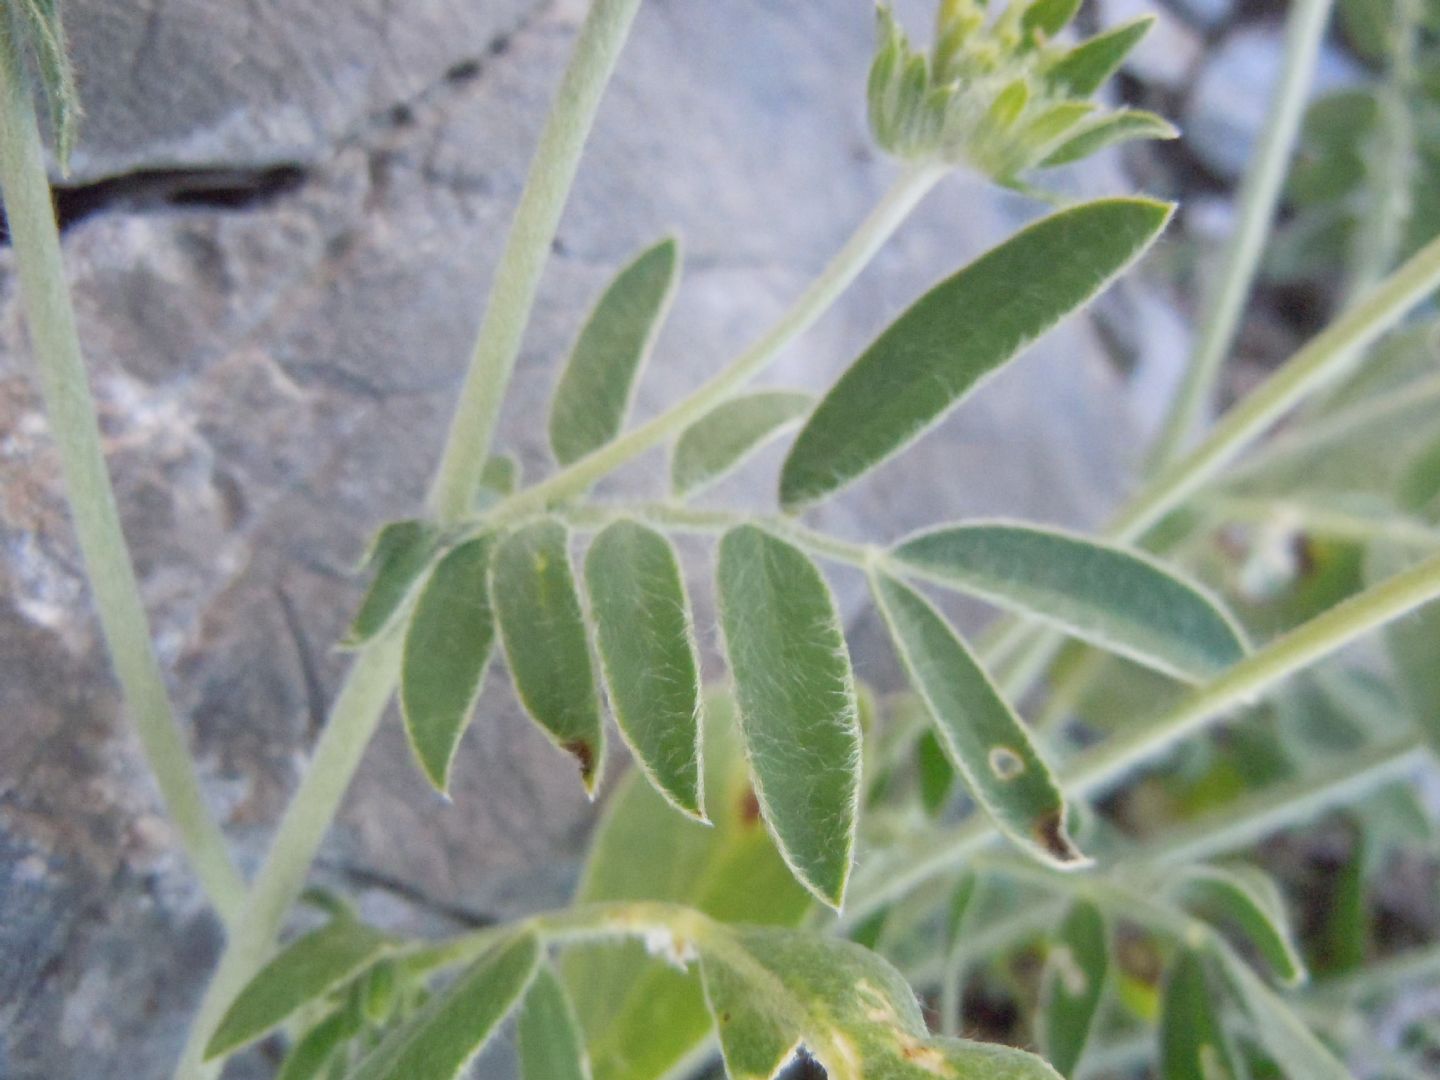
6,0,1440,1079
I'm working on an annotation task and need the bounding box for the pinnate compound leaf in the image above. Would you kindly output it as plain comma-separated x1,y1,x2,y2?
585,520,704,818
1045,17,1154,96
671,390,812,497
700,925,1062,1080
1039,901,1108,1077
550,237,680,466
716,525,861,909
891,522,1247,681
343,520,441,647
1040,110,1179,168
401,536,496,791
564,695,810,1080
346,931,540,1080
1174,865,1307,987
519,966,590,1080
206,918,394,1059
779,199,1171,510
492,520,605,794
870,571,1085,868
1160,950,1241,1080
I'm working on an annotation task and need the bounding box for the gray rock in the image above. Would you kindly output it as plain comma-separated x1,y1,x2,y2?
1165,0,1237,32
0,2,1140,1077
59,0,549,182
1185,25,1365,181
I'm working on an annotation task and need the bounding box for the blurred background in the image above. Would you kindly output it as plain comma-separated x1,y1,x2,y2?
1,0,1436,1077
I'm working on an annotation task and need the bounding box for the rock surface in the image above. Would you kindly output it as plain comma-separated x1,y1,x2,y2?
0,2,1143,1077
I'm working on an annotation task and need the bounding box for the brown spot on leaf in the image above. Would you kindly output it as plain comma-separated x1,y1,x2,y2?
1035,810,1086,865
563,739,596,787
738,787,762,825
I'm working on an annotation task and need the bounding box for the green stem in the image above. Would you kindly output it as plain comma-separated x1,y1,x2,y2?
1200,492,1440,549
174,636,402,1079
1126,732,1426,869
429,0,646,524
844,553,1440,921
176,3,647,1072
0,18,245,925
487,163,945,523
1116,227,1440,543
555,500,878,567
1221,370,1440,489
1150,0,1336,470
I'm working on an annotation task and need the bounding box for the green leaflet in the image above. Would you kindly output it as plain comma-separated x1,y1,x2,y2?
564,695,810,1080
716,525,862,908
400,536,497,792
670,390,812,497
700,925,1061,1080
343,520,441,647
1039,901,1108,1077
277,1006,363,1080
1023,0,1083,38
870,571,1085,868
1040,110,1179,168
1160,951,1240,1080
550,236,680,466
519,966,591,1080
585,520,705,818
346,931,540,1080
891,522,1248,682
916,727,957,814
492,520,606,794
205,917,394,1059
779,198,1171,510
1045,17,1154,96
1174,865,1307,987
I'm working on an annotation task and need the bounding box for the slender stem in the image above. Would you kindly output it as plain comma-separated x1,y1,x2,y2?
429,0,647,524
487,163,946,523
555,500,878,567
1114,227,1440,543
1065,551,1440,798
1200,492,1440,549
0,18,245,924
843,553,1440,921
1149,0,1336,470
173,636,402,1079
176,4,648,1072
1126,733,1427,869
1222,370,1440,489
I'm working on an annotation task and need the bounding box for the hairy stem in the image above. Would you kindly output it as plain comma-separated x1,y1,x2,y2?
0,18,245,924
174,637,402,1078
1148,0,1336,469
1116,228,1440,543
429,0,647,524
175,2,646,1073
